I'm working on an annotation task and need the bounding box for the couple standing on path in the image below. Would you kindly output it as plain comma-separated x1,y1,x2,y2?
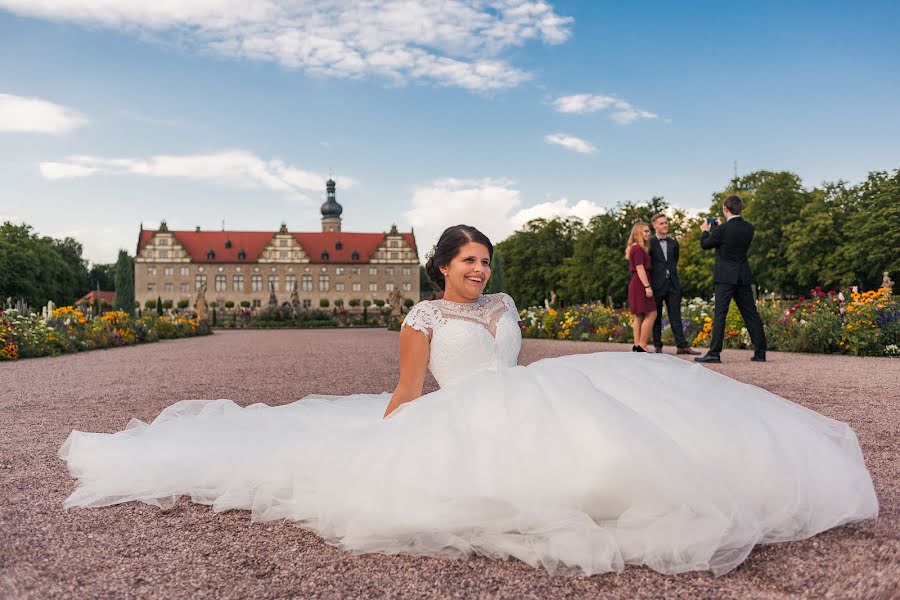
627,194,767,363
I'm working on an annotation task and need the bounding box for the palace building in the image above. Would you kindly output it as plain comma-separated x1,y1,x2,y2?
134,179,420,309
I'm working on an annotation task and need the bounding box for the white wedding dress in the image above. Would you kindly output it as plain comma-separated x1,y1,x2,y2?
60,293,878,576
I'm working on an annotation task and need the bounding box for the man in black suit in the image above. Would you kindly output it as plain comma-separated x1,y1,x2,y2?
649,213,699,355
695,194,767,363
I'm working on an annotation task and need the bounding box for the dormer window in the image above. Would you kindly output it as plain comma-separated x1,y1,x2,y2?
207,250,216,260
321,251,330,261
335,241,343,250
238,249,246,260
351,250,360,261
225,240,232,249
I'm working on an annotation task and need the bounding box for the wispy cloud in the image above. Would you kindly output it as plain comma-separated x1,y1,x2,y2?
0,93,88,134
39,149,352,196
553,93,660,124
403,177,605,250
544,133,596,154
0,1,573,92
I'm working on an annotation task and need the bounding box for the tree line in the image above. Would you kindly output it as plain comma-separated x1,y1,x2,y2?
485,168,899,308
0,222,135,313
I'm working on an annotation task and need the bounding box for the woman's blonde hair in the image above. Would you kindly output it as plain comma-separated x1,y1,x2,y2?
625,221,650,259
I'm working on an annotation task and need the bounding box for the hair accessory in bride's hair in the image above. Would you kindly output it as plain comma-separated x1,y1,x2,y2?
425,245,437,263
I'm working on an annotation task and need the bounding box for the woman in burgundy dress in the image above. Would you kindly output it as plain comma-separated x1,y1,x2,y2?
626,222,657,352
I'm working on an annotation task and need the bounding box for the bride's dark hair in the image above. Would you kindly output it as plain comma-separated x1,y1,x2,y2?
424,225,493,291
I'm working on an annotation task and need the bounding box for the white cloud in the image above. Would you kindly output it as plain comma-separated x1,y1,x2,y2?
38,149,352,196
0,93,88,134
0,1,573,92
544,133,596,154
553,93,659,124
403,178,605,253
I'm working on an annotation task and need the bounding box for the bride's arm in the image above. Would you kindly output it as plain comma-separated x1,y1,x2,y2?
383,326,431,418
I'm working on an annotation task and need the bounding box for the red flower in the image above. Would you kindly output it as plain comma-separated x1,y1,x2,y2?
798,295,806,302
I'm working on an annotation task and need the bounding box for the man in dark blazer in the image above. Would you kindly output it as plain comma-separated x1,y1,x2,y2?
649,213,699,354
696,194,767,363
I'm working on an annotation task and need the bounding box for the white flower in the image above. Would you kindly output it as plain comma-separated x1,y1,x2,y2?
838,292,845,302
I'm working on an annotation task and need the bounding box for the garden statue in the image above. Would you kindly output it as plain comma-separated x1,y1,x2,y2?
268,282,278,306
883,271,894,294
194,283,209,322
291,287,300,317
388,288,403,317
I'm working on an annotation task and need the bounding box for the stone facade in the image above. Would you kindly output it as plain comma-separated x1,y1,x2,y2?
134,181,420,310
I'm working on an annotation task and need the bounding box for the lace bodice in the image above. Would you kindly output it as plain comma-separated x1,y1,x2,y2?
402,293,522,387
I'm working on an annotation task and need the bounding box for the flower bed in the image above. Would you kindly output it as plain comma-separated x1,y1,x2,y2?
519,285,899,357
0,305,211,361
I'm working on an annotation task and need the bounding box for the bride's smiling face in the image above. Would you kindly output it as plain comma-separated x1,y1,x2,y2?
440,242,492,302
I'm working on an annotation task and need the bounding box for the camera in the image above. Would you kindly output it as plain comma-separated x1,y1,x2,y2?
706,217,718,226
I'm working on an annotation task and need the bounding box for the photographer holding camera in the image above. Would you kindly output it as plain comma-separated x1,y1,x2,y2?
695,194,767,364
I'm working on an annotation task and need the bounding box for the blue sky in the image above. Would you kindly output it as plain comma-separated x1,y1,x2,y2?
1,0,898,265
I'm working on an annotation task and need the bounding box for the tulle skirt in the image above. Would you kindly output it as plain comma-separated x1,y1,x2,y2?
59,353,878,576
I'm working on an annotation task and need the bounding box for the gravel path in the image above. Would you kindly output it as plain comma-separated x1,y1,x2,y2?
1,330,897,599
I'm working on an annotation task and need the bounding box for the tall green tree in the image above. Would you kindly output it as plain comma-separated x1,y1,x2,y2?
496,217,581,308
837,169,900,289
484,246,507,294
89,263,117,292
113,250,135,315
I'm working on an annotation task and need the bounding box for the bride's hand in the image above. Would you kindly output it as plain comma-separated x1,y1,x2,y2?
645,287,653,298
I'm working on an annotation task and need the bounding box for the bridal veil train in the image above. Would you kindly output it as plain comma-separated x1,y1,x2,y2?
59,291,878,576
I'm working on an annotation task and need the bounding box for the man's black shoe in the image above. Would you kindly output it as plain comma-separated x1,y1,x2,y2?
751,356,767,362
654,346,663,354
694,354,722,364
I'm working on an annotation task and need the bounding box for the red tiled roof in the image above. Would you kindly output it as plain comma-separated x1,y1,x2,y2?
76,290,116,305
138,230,418,264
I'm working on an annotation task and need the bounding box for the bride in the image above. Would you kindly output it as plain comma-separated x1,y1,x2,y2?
60,225,878,576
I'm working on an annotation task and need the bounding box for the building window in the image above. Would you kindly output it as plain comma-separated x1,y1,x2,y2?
233,275,244,291
252,299,261,308
385,283,395,292
402,282,412,292
215,274,226,292
385,267,394,276
390,252,398,260
319,275,330,292
225,240,232,249
403,267,411,276
279,250,288,259
301,275,313,291
285,274,297,291
163,266,173,276
369,267,377,276
335,241,343,250
147,283,156,292
335,283,345,292
351,250,359,260
321,251,330,261
195,275,207,290
268,276,279,292
180,283,189,293
238,250,246,260
181,266,190,276
164,282,174,293
159,238,169,246
251,275,263,292
302,299,311,309
279,239,288,247
335,267,345,276
148,266,157,276
369,282,377,292
352,267,360,276
159,250,169,259
352,282,361,292
390,240,398,248
207,250,216,260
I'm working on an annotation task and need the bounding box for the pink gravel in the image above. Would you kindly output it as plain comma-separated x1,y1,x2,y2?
1,329,897,599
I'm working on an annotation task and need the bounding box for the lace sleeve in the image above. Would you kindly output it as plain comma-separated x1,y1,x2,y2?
402,302,439,339
499,293,523,328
